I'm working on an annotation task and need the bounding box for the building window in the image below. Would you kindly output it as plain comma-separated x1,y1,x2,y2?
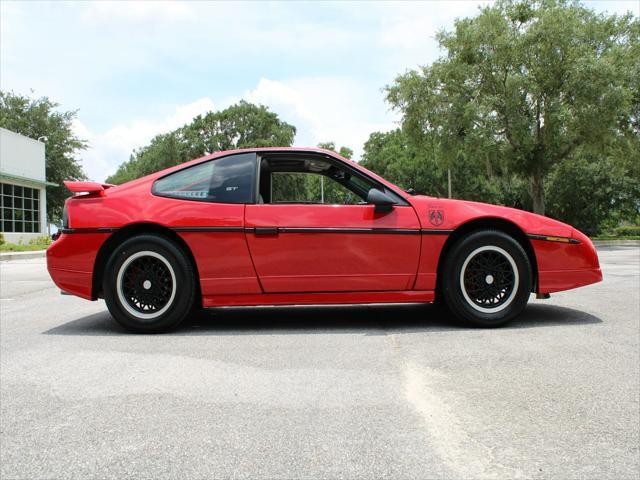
0,183,40,233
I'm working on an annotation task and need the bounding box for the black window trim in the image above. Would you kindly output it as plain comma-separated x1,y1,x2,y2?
256,151,410,207
150,150,410,207
151,152,259,205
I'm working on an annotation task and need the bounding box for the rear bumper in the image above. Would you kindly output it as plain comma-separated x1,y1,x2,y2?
46,232,110,300
48,267,94,300
537,267,603,294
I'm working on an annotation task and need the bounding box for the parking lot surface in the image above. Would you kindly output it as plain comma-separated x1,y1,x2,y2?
1,246,638,479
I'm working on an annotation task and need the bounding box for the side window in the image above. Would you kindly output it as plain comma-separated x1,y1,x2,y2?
261,155,390,205
153,153,256,204
271,172,363,205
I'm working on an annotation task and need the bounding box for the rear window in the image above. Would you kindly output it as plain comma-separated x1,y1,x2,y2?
152,153,256,204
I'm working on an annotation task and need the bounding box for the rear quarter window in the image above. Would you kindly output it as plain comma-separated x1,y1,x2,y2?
152,153,256,204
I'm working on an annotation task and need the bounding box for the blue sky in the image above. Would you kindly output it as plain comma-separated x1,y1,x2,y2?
2,0,637,182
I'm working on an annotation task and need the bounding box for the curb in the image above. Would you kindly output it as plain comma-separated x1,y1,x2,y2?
0,250,47,261
593,240,640,247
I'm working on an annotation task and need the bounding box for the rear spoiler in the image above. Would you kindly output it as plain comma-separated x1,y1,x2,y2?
64,181,115,194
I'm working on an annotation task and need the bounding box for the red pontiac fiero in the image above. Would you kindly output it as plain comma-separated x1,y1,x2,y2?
47,148,602,332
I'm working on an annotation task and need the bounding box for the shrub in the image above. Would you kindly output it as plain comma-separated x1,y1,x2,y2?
0,233,4,246
613,225,640,237
546,155,639,236
28,235,52,246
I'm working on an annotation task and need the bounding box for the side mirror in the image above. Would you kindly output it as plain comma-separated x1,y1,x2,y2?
367,188,395,213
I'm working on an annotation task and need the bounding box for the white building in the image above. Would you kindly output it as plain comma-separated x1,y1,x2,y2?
0,128,54,244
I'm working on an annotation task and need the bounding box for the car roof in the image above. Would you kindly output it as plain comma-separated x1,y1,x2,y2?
202,147,348,160
107,146,409,201
154,147,356,178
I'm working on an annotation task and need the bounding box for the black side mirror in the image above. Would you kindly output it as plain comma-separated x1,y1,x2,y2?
367,188,395,213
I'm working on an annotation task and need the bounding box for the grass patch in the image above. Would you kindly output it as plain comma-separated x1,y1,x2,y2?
0,234,52,252
0,242,50,252
592,235,640,241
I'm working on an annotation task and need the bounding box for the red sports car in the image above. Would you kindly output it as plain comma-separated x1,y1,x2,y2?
47,148,602,332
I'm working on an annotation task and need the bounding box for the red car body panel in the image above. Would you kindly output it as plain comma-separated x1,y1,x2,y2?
180,230,263,297
203,290,435,307
46,147,602,306
47,232,109,300
244,204,421,293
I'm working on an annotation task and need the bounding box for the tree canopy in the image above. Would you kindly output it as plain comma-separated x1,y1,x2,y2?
0,91,87,225
386,0,639,219
106,101,296,184
317,142,354,160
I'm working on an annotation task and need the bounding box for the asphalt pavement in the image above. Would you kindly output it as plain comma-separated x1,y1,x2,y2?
1,246,638,479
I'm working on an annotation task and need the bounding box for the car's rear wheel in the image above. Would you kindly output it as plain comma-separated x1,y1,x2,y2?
103,235,195,333
442,230,532,327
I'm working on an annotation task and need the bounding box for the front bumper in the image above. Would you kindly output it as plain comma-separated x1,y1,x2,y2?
530,228,602,294
537,267,603,294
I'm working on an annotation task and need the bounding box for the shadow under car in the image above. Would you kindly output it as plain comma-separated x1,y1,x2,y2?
43,302,602,336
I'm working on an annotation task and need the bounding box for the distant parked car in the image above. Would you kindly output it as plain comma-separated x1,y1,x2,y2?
47,148,601,332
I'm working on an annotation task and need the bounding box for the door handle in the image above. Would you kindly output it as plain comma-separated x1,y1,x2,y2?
253,227,279,235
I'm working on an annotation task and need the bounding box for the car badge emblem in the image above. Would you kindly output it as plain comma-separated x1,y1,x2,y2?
429,207,444,226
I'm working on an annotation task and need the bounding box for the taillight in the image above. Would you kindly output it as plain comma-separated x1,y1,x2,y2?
62,203,69,229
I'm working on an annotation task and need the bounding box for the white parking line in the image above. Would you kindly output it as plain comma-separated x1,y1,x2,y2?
404,362,523,479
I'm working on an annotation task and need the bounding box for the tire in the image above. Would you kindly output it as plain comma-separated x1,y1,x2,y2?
442,230,532,327
103,234,195,333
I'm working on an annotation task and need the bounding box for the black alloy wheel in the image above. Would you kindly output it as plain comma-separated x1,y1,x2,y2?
103,234,195,333
442,230,532,327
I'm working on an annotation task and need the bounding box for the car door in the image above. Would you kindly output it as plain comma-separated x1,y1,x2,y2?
244,153,421,293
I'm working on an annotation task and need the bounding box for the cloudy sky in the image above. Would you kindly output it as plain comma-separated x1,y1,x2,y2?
2,1,637,182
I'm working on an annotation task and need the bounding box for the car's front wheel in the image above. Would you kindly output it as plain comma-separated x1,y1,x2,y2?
103,234,195,333
442,230,532,327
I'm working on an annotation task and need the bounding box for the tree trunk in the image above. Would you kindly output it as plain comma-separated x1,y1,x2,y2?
531,172,545,215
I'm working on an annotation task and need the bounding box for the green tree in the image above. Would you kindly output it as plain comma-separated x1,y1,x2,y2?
0,91,87,225
546,152,640,235
387,0,639,215
314,142,355,202
317,141,354,160
107,101,296,184
360,129,532,208
361,129,445,196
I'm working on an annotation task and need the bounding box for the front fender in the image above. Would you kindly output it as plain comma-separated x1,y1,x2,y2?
408,196,602,293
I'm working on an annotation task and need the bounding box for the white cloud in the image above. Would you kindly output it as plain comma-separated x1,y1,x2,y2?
75,97,215,182
76,76,400,182
82,1,195,22
243,77,398,161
